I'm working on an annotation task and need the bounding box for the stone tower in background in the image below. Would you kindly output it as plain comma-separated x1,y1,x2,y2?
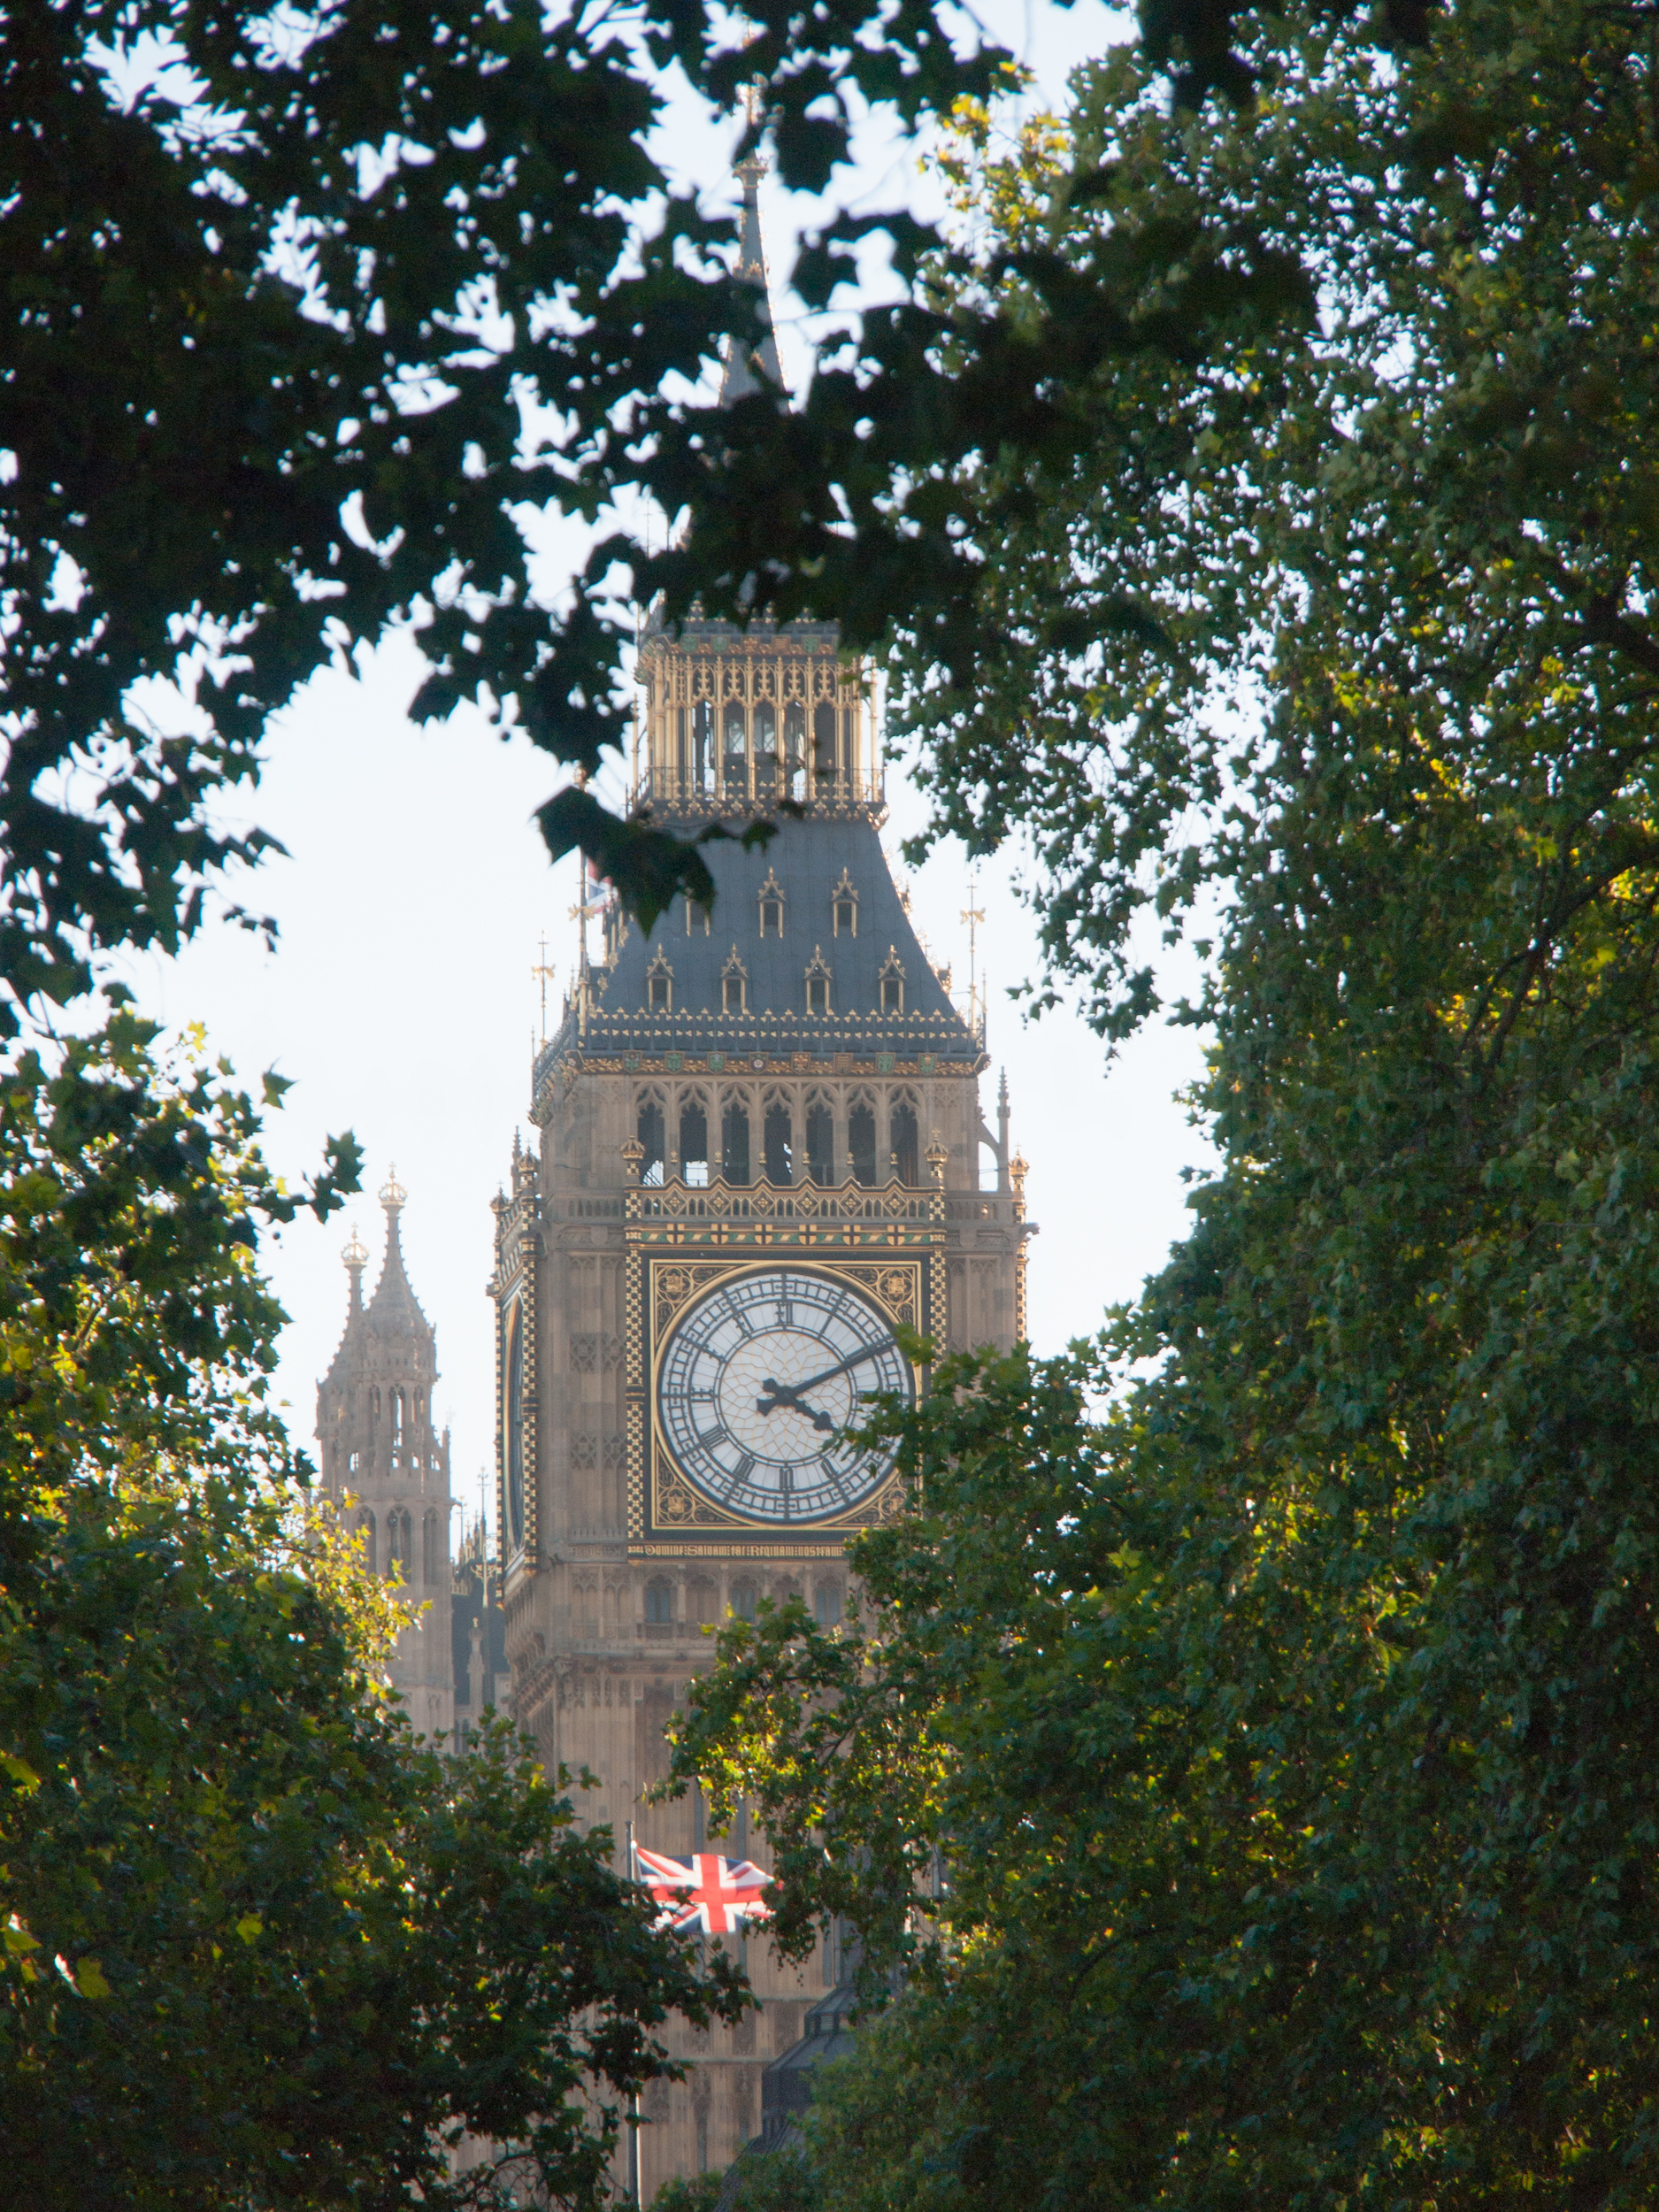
317,1171,457,1740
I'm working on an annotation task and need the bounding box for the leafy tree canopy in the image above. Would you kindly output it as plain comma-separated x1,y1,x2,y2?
0,1015,744,2209
665,8,1659,2208
4,0,1448,1015
2,0,1002,1011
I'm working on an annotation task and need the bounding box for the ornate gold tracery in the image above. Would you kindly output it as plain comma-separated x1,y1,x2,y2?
635,626,883,817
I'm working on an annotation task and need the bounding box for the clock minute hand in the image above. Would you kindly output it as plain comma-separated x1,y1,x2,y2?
781,1348,875,1398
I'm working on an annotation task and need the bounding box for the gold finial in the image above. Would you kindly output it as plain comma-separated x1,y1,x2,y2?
342,1225,369,1271
619,1138,646,1186
379,1164,408,1215
925,1133,949,1188
1010,1151,1029,1218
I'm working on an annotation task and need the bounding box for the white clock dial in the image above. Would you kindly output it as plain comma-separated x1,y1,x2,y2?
657,1268,913,1524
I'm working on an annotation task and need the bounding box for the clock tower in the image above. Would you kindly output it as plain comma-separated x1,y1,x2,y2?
488,162,1033,2197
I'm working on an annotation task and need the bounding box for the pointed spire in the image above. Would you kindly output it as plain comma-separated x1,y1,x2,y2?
366,1164,431,1339
718,153,786,407
342,1223,369,1316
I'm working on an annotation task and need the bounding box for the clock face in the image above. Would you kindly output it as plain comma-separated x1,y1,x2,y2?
657,1267,913,1525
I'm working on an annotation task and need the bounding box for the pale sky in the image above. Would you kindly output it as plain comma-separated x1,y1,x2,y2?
117,0,1214,1544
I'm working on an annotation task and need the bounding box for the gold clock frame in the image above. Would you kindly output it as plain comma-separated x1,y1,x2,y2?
626,1248,932,1555
623,1173,949,1558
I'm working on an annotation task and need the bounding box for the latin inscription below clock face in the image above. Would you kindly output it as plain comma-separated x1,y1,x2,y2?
657,1268,913,1524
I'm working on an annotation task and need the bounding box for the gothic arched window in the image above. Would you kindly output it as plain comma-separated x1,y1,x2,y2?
721,948,748,1015
645,951,673,1013
784,700,807,800
848,1093,878,1187
721,1099,751,1186
692,698,714,791
804,949,832,1015
757,868,784,938
645,1578,674,1625
815,1583,843,1627
423,1509,442,1588
879,948,906,1015
763,1097,793,1186
680,1094,710,1187
832,869,857,938
637,1092,666,1186
722,699,747,794
730,1579,758,1624
392,1388,404,1447
805,1094,834,1186
753,700,777,798
813,701,839,792
890,1093,920,1186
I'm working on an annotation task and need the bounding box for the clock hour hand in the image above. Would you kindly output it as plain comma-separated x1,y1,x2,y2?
755,1379,836,1433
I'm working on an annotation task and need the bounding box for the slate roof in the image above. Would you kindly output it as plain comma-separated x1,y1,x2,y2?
556,815,979,1068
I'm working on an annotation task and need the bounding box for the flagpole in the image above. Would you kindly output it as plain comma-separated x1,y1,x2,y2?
626,1819,642,2211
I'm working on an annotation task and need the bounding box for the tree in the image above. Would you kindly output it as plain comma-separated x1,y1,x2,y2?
1,0,1004,1012
880,1,1659,1040
0,1013,743,2208
665,10,1659,2205
4,3,1457,1015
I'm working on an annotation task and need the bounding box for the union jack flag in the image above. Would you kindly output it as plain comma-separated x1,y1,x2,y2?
634,1846,775,1935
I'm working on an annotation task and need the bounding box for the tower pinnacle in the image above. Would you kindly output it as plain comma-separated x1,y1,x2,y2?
718,153,785,407
342,1223,369,1313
